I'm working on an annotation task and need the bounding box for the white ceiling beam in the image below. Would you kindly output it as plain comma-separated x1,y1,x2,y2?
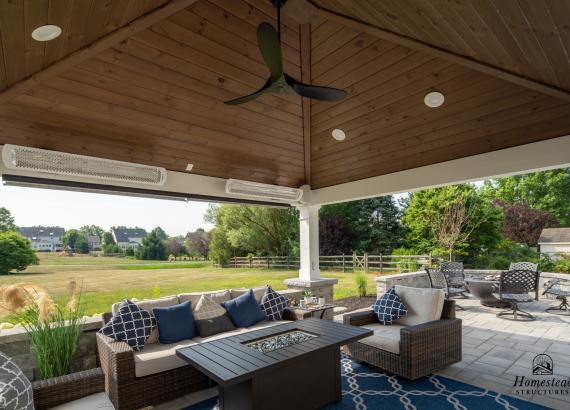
310,136,570,205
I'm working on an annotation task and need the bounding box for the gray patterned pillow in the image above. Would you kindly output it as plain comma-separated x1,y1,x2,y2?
0,352,34,410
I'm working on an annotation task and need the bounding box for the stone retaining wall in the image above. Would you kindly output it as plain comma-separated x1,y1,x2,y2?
0,317,103,380
376,270,568,298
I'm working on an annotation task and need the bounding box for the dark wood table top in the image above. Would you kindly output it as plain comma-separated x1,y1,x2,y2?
176,318,372,386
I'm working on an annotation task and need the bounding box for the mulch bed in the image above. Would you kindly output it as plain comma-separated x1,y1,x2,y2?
334,296,376,314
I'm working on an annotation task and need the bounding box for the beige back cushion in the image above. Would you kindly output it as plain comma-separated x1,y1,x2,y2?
230,286,268,303
393,286,445,327
178,290,231,309
111,296,180,344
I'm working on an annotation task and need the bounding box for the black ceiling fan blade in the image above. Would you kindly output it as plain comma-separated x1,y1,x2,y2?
289,79,347,102
224,80,273,105
257,22,283,81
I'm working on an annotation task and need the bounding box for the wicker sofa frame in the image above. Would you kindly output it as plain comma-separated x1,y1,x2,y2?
342,300,461,380
97,312,210,410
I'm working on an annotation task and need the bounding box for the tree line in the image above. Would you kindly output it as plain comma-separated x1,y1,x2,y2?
207,169,570,272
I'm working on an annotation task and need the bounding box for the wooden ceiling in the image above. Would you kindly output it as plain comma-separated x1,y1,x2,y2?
312,0,570,93
0,0,569,191
0,0,171,90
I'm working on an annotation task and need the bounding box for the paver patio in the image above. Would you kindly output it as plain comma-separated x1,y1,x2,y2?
437,298,570,410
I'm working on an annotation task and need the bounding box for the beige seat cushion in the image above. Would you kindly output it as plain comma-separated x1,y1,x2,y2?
178,290,231,308
192,327,252,344
133,338,197,377
246,320,290,331
358,323,405,354
112,296,180,344
230,286,268,303
393,286,445,327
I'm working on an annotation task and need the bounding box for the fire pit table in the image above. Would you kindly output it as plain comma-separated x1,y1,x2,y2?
465,278,511,308
176,318,371,410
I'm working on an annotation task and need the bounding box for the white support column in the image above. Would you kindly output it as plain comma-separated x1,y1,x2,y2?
298,204,321,281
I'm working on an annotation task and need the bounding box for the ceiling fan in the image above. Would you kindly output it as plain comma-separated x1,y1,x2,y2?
224,0,347,105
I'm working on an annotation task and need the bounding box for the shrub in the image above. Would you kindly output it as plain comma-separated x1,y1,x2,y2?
355,271,368,297
391,247,420,272
0,231,39,274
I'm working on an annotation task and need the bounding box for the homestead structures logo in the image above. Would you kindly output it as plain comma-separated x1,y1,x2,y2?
533,354,554,375
513,354,569,397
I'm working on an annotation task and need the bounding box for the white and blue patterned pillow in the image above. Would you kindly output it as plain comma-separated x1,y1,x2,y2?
99,300,153,351
260,286,289,321
372,287,408,325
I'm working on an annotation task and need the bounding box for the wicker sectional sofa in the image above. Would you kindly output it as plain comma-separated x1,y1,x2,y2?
97,287,295,410
342,286,462,380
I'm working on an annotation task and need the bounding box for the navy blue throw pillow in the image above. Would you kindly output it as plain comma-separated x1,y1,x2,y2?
372,287,408,325
152,301,197,344
223,289,267,328
260,286,289,320
99,300,153,351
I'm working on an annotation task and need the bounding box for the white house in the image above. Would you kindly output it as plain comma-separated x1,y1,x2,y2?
18,226,65,252
111,228,147,250
538,228,570,258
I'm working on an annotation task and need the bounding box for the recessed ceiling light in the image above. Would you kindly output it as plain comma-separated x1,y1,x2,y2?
185,163,194,172
31,25,62,42
424,91,445,108
331,128,346,141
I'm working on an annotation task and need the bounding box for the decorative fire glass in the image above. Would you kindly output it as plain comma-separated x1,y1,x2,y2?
245,330,317,354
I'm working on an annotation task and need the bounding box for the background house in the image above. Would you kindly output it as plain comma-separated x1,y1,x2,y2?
538,228,570,258
86,235,101,251
18,226,65,252
111,228,147,251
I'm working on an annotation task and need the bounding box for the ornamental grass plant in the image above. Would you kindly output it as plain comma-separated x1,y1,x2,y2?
0,281,84,379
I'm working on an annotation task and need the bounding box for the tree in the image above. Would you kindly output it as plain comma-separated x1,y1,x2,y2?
0,231,39,274
63,230,90,254
208,228,233,266
319,215,356,255
153,227,168,241
79,225,104,239
494,200,558,247
483,168,570,225
0,207,16,232
102,232,115,247
185,229,211,259
205,204,298,256
321,196,403,254
402,184,503,260
136,228,167,260
165,239,186,257
74,235,90,254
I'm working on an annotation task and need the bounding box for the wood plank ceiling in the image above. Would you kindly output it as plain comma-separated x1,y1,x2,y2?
0,0,569,190
312,0,570,93
0,0,171,91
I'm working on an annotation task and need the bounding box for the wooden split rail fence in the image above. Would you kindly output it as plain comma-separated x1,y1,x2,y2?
228,253,434,273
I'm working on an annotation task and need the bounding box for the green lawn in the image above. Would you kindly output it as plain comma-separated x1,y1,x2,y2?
0,254,378,321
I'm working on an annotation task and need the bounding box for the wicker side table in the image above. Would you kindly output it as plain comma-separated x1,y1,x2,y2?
283,304,335,321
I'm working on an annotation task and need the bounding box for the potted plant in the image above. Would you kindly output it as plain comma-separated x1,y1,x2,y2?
303,290,314,306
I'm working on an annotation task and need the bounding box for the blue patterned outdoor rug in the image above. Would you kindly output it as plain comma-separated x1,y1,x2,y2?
185,356,547,410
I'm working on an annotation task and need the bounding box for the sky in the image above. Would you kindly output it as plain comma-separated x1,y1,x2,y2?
0,183,214,237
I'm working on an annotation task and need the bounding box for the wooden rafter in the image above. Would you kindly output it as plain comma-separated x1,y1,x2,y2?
0,0,199,105
308,1,570,103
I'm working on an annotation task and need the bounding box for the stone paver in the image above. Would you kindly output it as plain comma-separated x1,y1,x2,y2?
438,298,570,410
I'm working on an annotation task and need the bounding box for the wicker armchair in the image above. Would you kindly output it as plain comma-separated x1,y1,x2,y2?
342,300,461,380
97,313,209,410
32,368,105,410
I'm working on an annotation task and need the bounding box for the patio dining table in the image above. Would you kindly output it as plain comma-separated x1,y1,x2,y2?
465,277,511,308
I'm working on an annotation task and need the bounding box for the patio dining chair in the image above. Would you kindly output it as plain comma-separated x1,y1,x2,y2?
440,261,468,291
495,269,540,321
426,268,466,310
543,278,570,315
